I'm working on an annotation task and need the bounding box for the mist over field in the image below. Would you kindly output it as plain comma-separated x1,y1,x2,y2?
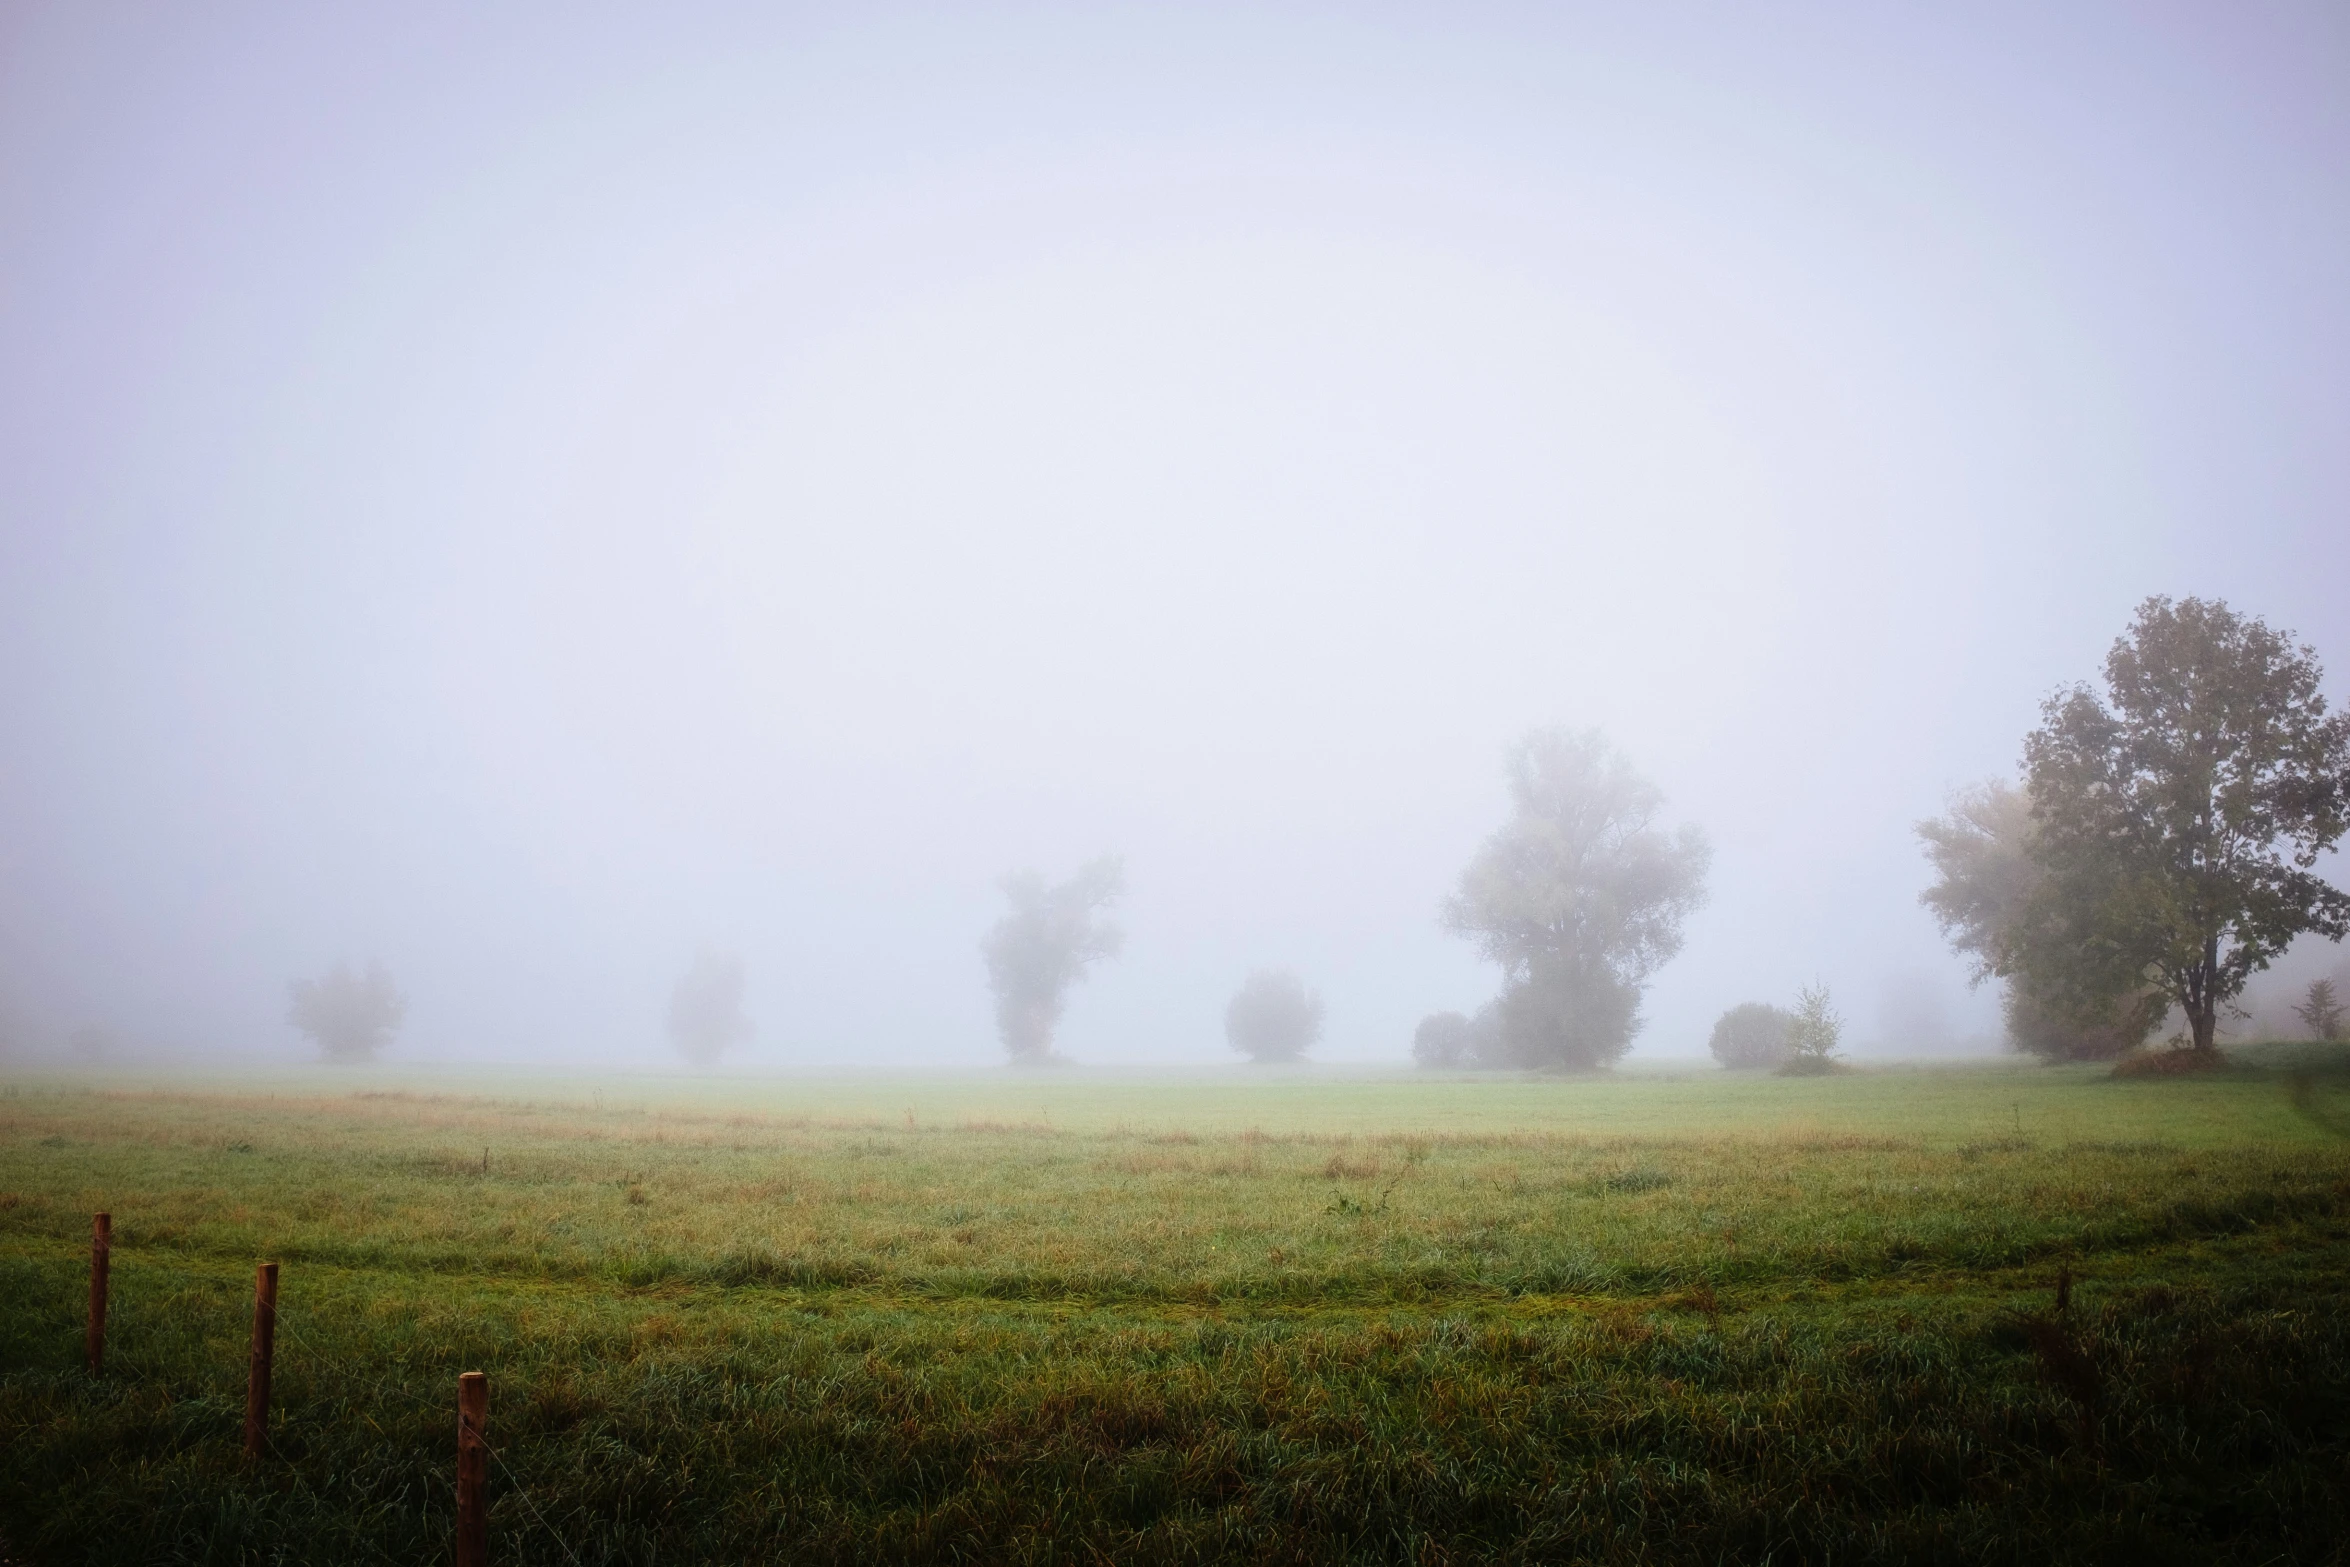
2,3,2346,1068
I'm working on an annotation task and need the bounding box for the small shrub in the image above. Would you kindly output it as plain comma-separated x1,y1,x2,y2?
1775,982,1844,1075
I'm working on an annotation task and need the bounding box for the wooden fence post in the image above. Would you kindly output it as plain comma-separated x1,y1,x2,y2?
244,1262,278,1458
86,1212,110,1374
456,1370,489,1567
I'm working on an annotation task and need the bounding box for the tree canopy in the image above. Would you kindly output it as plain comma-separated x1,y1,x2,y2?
1915,779,2164,1060
1224,969,1324,1064
286,961,405,1064
1442,728,1709,1071
980,858,1124,1065
669,950,753,1066
2018,596,2350,1056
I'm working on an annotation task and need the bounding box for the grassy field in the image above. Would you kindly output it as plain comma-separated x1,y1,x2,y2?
3,1056,2347,1564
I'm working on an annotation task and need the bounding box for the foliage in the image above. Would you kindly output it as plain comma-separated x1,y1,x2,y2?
980,858,1124,1065
1410,1009,1476,1068
2295,977,2346,1042
1443,729,1710,1071
1707,1002,1793,1070
1409,1005,1505,1069
285,961,405,1063
2020,596,2350,1056
1916,780,2164,1060
3,1069,2348,1563
1223,969,1324,1063
1776,983,1842,1075
667,951,752,1066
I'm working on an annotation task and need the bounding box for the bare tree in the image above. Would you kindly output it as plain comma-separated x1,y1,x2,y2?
669,950,752,1066
1708,1002,1793,1071
980,858,1124,1065
287,961,405,1063
1225,969,1324,1064
1442,728,1709,1071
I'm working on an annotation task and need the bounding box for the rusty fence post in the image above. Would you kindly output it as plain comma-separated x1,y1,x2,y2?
86,1212,110,1374
244,1262,278,1458
456,1371,489,1567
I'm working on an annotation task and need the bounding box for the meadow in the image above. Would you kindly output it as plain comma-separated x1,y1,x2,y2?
3,1056,2347,1564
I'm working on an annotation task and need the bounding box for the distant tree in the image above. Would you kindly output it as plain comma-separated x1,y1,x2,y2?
669,951,753,1066
2296,978,2346,1042
1916,780,2165,1060
1779,982,1843,1074
1709,1002,1793,1071
287,961,405,1063
1443,728,1710,1071
1225,969,1324,1064
1411,1010,1475,1069
980,857,1124,1065
2020,597,2350,1060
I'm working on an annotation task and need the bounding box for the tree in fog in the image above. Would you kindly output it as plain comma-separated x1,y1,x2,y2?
980,857,1124,1065
1708,1002,1793,1071
2296,978,2346,1042
1411,1004,1504,1069
1779,983,1843,1074
287,961,405,1063
669,950,753,1066
2020,597,2350,1060
1443,728,1710,1071
1411,1010,1473,1069
1916,780,2164,1060
1224,969,1324,1064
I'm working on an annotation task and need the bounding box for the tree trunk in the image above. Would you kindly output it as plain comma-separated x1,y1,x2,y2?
2187,936,2222,1057
2188,998,2217,1055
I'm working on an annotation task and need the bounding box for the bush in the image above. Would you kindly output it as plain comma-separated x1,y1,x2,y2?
1709,1003,1793,1070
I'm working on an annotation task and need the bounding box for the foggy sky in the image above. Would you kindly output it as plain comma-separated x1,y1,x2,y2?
3,2,2346,1067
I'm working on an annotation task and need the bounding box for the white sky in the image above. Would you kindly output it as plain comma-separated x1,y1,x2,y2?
2,2,2345,1066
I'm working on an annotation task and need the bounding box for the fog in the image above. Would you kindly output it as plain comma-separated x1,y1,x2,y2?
3,3,2345,1068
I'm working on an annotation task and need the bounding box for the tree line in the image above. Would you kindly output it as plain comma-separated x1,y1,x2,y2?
278,596,2346,1069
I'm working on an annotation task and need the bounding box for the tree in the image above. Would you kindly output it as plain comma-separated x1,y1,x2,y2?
2021,597,2350,1059
1916,780,2165,1060
980,857,1124,1065
669,950,752,1066
1708,1002,1793,1070
2296,978,2346,1042
1779,982,1843,1074
1442,728,1710,1071
1411,1010,1476,1069
287,961,405,1063
1225,969,1324,1063
1411,1003,1504,1069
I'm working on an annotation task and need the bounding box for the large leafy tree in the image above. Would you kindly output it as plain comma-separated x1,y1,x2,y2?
1224,969,1324,1064
1443,728,1710,1071
980,858,1124,1065
1915,779,2164,1060
2019,597,2350,1058
668,950,753,1066
286,961,405,1063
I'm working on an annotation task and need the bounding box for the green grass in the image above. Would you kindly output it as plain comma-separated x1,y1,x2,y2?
4,1057,2348,1563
